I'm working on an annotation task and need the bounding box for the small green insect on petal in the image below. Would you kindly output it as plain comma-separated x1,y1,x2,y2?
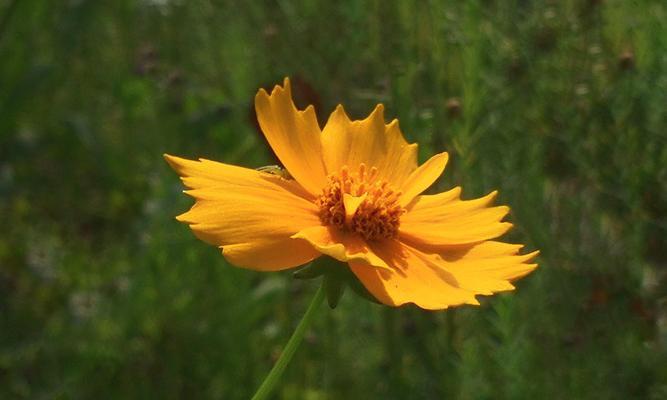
256,165,293,180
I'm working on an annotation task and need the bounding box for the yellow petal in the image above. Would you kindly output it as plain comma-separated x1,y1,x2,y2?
348,240,480,309
254,78,327,196
222,239,322,271
399,152,449,207
399,189,512,246
349,240,538,310
165,154,321,271
165,154,313,199
321,104,418,188
432,241,539,294
291,225,390,270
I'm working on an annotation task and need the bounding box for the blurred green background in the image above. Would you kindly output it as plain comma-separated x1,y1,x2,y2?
2,0,666,399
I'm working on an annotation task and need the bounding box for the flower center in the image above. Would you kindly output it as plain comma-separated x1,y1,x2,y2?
316,164,405,241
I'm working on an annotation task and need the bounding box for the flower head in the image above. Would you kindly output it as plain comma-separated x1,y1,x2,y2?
165,78,538,310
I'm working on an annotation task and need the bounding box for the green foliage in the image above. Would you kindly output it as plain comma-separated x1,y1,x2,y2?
1,0,666,398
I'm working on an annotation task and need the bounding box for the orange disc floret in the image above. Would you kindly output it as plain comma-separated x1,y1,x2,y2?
316,163,405,241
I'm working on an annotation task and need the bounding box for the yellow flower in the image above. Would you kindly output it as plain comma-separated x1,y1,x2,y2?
165,78,538,310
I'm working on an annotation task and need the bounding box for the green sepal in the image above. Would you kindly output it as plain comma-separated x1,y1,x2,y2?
292,262,326,280
323,273,345,309
293,256,382,307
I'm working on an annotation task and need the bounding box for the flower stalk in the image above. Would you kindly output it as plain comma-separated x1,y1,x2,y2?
251,283,325,400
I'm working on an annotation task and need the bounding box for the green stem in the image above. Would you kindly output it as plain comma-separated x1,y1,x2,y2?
251,283,325,400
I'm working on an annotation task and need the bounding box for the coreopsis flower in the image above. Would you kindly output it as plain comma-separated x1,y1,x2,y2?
165,78,538,310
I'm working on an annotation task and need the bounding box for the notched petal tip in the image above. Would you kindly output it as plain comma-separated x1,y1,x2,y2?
255,87,269,100
451,186,463,198
370,103,385,118
498,222,514,234
524,250,540,261
504,251,540,281
497,208,510,221
163,153,189,174
175,211,190,223
485,190,499,202
330,104,350,120
254,77,291,104
267,77,291,96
